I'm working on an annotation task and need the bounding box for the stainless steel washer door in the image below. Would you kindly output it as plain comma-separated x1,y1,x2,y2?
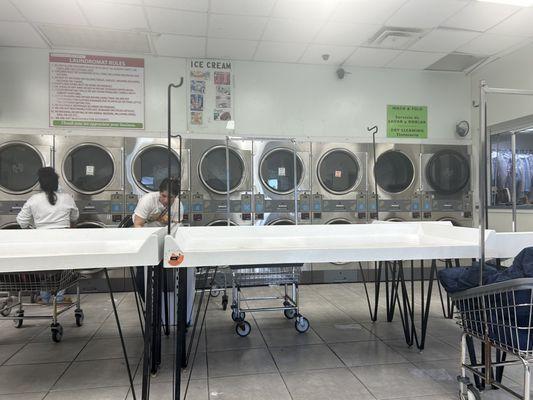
133,145,180,192
0,142,44,194
318,149,360,195
268,218,295,225
426,150,470,195
260,148,303,195
199,146,244,194
207,219,237,226
374,151,414,194
63,144,115,194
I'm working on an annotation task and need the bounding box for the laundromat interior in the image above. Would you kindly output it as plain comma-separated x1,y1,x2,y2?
5,1,533,399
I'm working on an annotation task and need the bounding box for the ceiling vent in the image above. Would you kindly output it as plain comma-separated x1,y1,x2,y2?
367,27,426,50
425,52,487,72
38,25,152,54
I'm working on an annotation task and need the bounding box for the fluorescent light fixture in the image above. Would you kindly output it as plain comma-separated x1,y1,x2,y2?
477,0,533,6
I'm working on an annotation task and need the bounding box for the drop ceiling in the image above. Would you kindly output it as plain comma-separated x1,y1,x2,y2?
0,0,531,71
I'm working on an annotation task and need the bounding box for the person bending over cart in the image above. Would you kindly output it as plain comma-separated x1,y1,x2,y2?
133,178,195,323
16,167,79,304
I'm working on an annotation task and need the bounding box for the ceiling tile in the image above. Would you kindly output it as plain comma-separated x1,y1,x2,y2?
345,47,401,67
208,14,267,40
488,7,533,36
0,0,24,21
271,0,338,21
262,18,322,43
299,44,355,64
142,0,208,12
12,0,87,25
386,0,467,29
457,33,527,55
146,7,207,36
442,2,520,32
386,50,446,69
254,41,307,63
153,34,205,57
331,0,405,25
410,28,479,53
79,1,148,30
209,0,276,16
87,0,141,4
0,21,47,47
206,38,257,60
314,21,380,46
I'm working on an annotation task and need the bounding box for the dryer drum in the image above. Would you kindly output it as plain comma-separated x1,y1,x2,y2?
1,223,21,229
208,219,237,226
374,150,414,194
133,145,180,192
199,146,244,194
260,148,303,195
76,221,106,228
426,150,470,195
63,144,114,194
318,149,359,195
0,142,44,194
268,219,294,225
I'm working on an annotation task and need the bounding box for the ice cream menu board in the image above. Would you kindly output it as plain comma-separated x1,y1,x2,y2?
188,59,233,131
49,53,144,129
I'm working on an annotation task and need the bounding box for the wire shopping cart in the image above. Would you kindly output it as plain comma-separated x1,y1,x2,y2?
452,278,533,400
229,264,309,337
0,270,84,342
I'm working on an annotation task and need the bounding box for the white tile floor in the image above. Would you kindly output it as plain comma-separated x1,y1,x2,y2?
0,283,528,399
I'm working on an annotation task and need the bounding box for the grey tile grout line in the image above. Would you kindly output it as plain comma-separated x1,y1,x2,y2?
41,293,133,399
243,290,294,400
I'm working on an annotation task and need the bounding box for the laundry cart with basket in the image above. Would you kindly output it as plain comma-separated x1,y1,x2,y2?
229,264,309,337
452,278,533,400
0,270,84,342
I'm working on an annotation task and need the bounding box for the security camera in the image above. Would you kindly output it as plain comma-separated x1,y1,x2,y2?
322,54,330,61
336,68,345,79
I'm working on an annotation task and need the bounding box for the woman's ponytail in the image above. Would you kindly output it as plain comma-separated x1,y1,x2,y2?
37,167,59,206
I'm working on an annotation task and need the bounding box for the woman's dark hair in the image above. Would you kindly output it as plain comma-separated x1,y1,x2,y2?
38,167,59,205
159,177,180,197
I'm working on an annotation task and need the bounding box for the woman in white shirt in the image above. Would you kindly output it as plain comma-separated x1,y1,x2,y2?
16,167,79,303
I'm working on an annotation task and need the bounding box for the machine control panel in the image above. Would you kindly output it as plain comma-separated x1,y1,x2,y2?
463,193,472,218
368,193,378,220
125,194,138,214
241,194,252,220
411,195,421,219
0,201,24,215
422,193,432,220
181,193,190,223
265,199,295,213
192,193,204,222
322,200,357,213
356,193,367,220
254,194,265,220
299,193,310,220
312,193,322,220
379,199,411,212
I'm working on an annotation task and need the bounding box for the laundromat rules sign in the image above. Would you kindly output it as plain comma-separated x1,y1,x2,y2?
387,105,427,139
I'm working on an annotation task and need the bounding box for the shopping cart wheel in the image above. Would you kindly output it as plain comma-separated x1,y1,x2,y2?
0,298,13,317
222,295,228,311
51,323,63,343
284,309,296,319
235,321,251,337
210,285,221,297
231,310,245,322
75,309,84,327
295,316,310,333
13,311,23,328
459,385,481,400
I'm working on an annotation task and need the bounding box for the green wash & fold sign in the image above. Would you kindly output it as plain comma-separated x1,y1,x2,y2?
387,105,427,138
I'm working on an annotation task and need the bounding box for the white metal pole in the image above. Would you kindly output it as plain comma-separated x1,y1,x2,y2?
479,80,487,286
511,132,517,233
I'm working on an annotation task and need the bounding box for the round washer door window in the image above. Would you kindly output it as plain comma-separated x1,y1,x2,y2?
260,148,303,194
374,151,414,194
199,146,244,194
63,145,114,194
0,143,43,194
133,146,181,192
426,150,470,195
1,223,21,229
208,220,237,226
268,219,294,226
76,221,105,228
318,149,359,194
327,218,351,225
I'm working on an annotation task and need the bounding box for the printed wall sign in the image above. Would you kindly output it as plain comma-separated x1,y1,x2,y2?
187,59,234,132
387,105,427,138
49,53,144,129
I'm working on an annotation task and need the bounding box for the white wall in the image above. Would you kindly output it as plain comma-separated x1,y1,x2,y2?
0,47,471,143
470,43,533,232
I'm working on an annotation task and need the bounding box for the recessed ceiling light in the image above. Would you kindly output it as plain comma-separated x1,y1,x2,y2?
477,0,533,6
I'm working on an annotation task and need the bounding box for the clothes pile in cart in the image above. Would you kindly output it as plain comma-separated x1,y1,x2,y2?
439,247,533,351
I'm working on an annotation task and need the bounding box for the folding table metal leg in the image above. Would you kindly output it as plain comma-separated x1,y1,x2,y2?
104,268,137,400
142,265,155,400
162,270,170,336
151,267,162,375
359,261,381,322
174,267,188,400
414,259,437,351
437,259,455,319
129,267,145,337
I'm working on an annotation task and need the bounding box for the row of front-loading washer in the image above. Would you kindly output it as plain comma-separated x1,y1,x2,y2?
0,134,472,232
